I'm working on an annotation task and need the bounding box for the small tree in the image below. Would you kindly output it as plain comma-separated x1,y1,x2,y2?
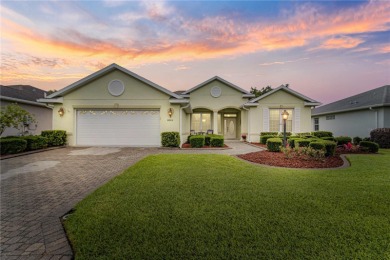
250,86,273,98
0,104,36,136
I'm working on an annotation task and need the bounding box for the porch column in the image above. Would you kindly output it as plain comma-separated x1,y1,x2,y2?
213,110,218,134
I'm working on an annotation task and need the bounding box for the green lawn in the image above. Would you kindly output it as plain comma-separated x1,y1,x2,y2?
65,151,390,259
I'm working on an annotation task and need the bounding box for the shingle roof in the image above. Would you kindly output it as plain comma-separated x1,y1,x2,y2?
312,85,390,116
0,85,47,102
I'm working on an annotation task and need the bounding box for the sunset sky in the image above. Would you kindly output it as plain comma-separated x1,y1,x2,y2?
1,0,389,104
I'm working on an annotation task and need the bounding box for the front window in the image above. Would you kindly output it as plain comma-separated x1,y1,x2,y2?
269,109,293,132
314,118,319,131
191,113,211,132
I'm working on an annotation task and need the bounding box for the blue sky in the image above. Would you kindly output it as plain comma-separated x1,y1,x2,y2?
1,0,389,104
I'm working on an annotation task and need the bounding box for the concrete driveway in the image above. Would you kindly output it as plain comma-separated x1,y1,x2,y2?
0,142,262,259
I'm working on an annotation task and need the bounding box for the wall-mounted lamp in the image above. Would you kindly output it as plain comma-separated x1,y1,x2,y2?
58,107,65,117
168,108,174,118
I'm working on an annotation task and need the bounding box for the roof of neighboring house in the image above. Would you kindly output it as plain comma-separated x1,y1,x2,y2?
46,63,182,100
248,85,321,106
0,85,50,107
312,85,390,116
182,76,254,97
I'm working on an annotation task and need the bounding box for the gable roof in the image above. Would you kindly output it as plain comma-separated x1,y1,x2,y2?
47,63,182,99
182,76,254,97
0,85,47,102
312,85,390,116
248,85,321,106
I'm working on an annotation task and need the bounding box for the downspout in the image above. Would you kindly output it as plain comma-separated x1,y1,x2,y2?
242,106,250,142
180,103,191,146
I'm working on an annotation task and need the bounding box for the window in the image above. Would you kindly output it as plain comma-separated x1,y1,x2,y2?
314,118,319,131
326,115,335,120
269,109,293,132
191,113,211,132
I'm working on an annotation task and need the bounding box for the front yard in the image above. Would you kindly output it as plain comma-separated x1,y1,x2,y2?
65,151,390,259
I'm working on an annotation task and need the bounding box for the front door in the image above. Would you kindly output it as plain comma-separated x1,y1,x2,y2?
224,118,236,139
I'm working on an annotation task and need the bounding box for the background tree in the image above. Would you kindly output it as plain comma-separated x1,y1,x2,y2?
0,104,36,135
250,86,273,98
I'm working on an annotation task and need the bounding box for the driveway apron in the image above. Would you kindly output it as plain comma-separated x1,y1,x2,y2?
0,142,262,259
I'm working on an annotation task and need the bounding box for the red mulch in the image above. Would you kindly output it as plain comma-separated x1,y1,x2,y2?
238,150,344,168
181,143,229,149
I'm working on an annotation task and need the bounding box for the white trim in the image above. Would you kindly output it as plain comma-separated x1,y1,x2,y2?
263,107,269,132
183,76,251,95
249,85,320,104
1,96,53,108
294,107,301,133
37,97,64,104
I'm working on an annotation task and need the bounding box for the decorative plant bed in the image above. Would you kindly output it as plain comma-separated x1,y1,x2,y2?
238,150,344,168
181,143,228,149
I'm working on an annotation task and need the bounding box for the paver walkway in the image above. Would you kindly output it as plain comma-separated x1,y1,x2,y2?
0,142,262,259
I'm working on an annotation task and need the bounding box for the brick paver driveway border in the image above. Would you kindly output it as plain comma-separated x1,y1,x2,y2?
0,142,262,259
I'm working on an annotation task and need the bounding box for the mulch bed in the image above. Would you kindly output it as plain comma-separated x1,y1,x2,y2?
238,150,344,168
181,143,229,149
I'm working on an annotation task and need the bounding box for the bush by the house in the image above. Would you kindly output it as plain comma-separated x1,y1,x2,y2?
370,128,390,148
353,136,362,145
322,140,337,157
297,132,311,138
161,132,180,147
266,138,282,152
359,141,379,153
21,136,48,151
189,135,205,148
311,131,333,138
309,141,325,151
41,130,67,147
260,135,277,144
0,138,27,155
363,137,371,141
277,132,292,138
321,137,336,142
260,132,278,136
335,136,352,146
295,139,311,148
205,134,222,146
210,136,224,147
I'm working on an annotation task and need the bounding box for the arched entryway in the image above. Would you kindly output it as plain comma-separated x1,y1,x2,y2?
218,108,242,140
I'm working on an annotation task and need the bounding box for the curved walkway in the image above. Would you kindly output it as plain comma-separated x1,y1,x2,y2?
0,142,262,259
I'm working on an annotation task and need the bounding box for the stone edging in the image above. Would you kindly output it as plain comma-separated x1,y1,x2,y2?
0,146,66,160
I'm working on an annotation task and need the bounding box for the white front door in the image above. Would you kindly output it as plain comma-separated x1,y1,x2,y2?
224,118,236,139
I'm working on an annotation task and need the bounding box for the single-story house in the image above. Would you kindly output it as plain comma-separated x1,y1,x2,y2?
38,63,321,146
0,85,53,136
311,85,390,138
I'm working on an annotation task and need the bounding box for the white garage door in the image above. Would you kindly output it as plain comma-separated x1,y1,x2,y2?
76,109,160,146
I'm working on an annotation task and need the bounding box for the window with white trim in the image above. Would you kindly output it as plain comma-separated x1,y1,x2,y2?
269,109,293,132
191,113,211,132
314,118,319,131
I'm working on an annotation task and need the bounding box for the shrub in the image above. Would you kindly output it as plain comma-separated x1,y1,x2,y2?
21,136,48,151
311,131,333,138
370,128,390,148
362,137,370,141
309,141,325,151
300,146,326,161
205,134,222,146
278,132,292,138
260,135,277,144
321,137,336,142
353,136,362,145
189,135,205,148
297,132,311,137
260,132,278,136
359,141,379,153
335,136,352,146
161,132,180,147
266,138,282,152
323,141,337,157
288,138,302,148
210,136,224,147
295,139,311,147
0,138,27,154
41,130,67,146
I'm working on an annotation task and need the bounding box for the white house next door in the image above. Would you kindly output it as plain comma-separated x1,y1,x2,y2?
224,118,236,139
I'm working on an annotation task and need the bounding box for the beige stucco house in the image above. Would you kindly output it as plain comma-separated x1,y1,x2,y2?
38,63,320,146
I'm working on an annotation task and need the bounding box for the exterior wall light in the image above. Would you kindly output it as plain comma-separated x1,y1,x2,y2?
58,107,65,117
281,110,289,147
168,108,174,118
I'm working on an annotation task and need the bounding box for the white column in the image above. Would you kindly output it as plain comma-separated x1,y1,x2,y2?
213,110,218,134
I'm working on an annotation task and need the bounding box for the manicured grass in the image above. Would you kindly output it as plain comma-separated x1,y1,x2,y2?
65,151,390,259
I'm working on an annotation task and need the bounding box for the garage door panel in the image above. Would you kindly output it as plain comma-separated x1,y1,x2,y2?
76,110,160,146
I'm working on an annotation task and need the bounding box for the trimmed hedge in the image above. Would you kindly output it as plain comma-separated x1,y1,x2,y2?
335,136,352,145
210,136,224,147
359,141,379,153
288,138,302,148
311,131,333,138
353,136,362,145
205,134,222,146
161,132,180,147
189,135,205,148
0,138,27,154
370,128,390,148
41,130,67,147
260,132,278,136
266,138,282,152
323,141,337,157
260,135,276,144
297,132,311,138
309,141,325,151
295,139,311,147
21,136,48,151
321,137,336,142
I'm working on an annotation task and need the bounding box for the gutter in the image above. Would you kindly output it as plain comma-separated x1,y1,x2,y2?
1,96,52,108
312,103,389,116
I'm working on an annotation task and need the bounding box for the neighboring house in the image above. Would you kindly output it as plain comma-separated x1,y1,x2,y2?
311,85,390,138
0,85,53,136
38,63,320,146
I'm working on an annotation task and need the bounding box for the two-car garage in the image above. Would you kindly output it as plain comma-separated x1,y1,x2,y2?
76,109,161,146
